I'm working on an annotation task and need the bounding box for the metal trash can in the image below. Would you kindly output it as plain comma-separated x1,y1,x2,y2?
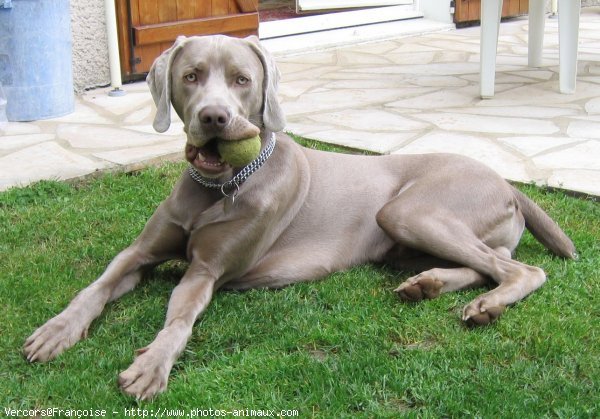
0,0,74,121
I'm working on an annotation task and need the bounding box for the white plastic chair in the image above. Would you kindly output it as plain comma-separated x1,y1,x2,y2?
480,0,581,98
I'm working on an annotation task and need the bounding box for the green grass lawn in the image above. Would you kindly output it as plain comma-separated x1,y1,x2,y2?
1,140,598,417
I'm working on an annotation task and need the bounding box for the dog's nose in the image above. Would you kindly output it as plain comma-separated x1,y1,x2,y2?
199,105,230,130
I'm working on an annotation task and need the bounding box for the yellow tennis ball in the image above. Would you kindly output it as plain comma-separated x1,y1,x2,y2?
217,135,261,167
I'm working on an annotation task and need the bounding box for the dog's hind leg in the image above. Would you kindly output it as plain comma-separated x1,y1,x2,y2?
377,203,546,325
393,247,511,301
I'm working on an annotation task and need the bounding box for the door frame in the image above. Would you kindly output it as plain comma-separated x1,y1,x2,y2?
296,0,412,11
259,4,421,39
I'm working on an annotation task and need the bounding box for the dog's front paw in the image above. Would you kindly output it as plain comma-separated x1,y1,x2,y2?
118,348,170,400
394,273,443,302
23,313,88,362
462,298,505,327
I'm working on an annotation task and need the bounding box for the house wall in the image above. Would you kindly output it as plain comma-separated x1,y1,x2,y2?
70,0,110,92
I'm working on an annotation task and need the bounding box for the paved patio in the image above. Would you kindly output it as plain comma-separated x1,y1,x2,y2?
1,8,599,196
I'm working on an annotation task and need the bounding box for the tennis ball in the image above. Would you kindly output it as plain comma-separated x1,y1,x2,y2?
217,135,261,167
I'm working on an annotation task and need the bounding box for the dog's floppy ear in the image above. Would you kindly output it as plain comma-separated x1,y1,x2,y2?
147,36,188,133
245,36,286,132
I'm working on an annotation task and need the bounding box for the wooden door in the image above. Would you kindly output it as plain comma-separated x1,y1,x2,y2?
454,0,528,24
116,0,259,79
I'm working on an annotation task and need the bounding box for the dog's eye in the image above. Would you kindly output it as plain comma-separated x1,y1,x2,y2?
236,75,249,86
185,73,197,83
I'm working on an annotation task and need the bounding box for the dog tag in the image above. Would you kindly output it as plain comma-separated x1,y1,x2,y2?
221,180,240,205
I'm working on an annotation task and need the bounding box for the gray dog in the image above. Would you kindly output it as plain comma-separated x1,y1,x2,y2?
24,35,576,400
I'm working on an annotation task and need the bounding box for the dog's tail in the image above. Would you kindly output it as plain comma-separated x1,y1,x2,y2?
512,186,577,259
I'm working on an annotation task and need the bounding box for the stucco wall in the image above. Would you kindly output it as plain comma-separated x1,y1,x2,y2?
70,0,110,93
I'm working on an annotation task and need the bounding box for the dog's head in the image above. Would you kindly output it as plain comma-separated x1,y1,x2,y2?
147,35,285,177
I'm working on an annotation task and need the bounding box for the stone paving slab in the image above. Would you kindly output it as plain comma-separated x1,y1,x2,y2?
0,84,185,190
279,9,600,196
1,9,599,197
0,142,104,190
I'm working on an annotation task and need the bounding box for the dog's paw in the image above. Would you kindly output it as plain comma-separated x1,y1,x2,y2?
23,313,88,362
462,298,505,327
118,348,169,400
394,274,443,302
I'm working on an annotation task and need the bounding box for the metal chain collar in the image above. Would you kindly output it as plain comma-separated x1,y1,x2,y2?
188,133,276,199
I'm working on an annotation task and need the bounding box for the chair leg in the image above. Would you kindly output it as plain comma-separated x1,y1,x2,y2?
558,0,580,94
528,0,547,68
480,0,504,99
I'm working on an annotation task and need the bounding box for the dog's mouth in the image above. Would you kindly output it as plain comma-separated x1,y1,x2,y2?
184,116,262,176
185,139,230,175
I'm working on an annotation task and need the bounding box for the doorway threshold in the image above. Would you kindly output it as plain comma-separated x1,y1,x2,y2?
259,5,420,39
260,17,455,57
